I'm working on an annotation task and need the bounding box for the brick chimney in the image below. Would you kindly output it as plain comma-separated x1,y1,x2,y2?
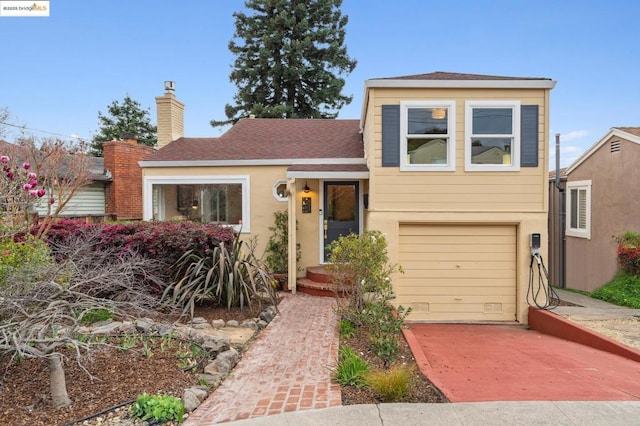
103,136,154,221
155,81,184,149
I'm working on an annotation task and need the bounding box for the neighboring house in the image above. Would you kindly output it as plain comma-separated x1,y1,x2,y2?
549,127,640,292
141,72,555,324
0,138,149,222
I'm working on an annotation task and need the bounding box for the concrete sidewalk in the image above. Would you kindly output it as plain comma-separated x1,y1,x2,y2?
221,401,640,425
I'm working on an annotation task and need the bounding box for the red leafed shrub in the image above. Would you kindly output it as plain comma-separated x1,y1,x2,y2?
34,219,237,273
616,232,640,276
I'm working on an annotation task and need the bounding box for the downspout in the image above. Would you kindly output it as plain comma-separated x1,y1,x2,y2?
287,178,297,294
554,133,566,288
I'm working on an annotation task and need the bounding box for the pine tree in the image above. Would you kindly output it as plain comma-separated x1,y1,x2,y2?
90,96,157,156
212,0,357,126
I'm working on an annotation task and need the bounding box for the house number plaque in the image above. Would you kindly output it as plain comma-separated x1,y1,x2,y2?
301,197,312,214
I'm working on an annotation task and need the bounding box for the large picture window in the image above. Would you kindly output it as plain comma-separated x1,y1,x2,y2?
465,101,520,171
566,180,591,239
400,101,456,171
144,176,250,232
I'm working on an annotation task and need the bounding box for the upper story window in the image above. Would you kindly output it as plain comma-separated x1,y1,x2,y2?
566,180,591,239
400,101,456,171
465,101,520,171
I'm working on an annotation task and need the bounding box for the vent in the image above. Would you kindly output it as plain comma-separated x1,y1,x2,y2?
611,140,621,153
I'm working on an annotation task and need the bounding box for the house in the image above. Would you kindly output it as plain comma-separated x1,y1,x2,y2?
141,72,556,324
549,127,640,292
0,137,149,222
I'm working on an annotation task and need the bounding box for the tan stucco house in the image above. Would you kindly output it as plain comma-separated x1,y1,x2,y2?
141,71,556,324
548,127,640,292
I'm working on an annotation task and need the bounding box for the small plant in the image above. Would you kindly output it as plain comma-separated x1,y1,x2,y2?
365,365,412,401
131,393,185,424
142,339,153,359
333,346,370,386
78,308,113,325
119,335,138,352
264,210,300,275
339,318,356,339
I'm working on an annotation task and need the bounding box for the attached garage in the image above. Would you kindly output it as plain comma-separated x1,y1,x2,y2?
397,224,517,322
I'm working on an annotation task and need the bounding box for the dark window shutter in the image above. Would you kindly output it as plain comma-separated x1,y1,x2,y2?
520,105,539,167
382,105,400,167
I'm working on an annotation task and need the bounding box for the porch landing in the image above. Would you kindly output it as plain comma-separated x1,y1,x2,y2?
297,266,350,297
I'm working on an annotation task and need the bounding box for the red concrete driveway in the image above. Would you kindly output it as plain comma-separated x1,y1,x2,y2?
404,324,640,402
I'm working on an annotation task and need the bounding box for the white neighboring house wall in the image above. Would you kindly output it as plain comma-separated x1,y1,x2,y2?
33,183,106,217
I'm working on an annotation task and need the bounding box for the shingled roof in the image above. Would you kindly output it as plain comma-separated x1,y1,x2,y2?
145,118,363,162
373,71,552,81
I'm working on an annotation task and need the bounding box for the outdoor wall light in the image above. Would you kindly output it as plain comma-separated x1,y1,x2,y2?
303,182,310,193
191,199,199,210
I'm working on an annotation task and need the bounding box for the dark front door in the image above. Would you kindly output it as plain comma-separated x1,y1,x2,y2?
323,181,359,261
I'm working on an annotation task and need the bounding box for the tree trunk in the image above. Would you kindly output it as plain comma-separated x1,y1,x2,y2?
48,355,72,408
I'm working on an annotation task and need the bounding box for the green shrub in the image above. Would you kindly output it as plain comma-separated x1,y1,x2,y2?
165,233,278,316
333,346,370,386
364,365,412,401
264,210,300,274
78,308,113,324
131,393,185,424
591,273,640,309
615,231,640,276
0,236,52,286
339,318,356,339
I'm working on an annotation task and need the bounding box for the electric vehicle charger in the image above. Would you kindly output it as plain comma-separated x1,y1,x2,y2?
527,252,560,310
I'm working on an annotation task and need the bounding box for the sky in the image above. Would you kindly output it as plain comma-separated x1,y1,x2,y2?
1,0,639,169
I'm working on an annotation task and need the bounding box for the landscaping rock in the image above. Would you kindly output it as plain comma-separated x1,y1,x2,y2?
259,310,274,323
197,373,222,388
239,319,259,331
90,322,124,336
257,320,268,329
211,319,226,328
182,386,208,412
204,348,239,376
117,322,137,334
134,318,156,333
226,320,239,327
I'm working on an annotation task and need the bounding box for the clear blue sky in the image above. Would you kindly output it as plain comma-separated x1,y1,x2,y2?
1,0,638,168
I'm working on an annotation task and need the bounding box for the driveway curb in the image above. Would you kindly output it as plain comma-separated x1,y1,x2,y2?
528,307,640,362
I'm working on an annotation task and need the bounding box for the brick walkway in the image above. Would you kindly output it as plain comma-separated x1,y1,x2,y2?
184,293,342,425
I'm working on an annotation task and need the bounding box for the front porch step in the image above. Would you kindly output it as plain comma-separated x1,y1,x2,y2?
297,265,353,297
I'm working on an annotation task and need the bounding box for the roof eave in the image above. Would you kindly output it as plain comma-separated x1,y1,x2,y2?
139,158,367,168
364,79,557,90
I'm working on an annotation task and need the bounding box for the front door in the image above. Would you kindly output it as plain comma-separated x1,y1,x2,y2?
323,181,359,261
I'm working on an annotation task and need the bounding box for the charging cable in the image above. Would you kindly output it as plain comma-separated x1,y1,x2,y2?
526,253,560,310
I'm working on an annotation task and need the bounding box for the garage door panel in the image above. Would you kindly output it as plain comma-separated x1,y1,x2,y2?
398,224,516,322
401,251,515,261
402,269,515,279
401,235,514,246
401,260,515,271
397,286,516,296
400,225,514,236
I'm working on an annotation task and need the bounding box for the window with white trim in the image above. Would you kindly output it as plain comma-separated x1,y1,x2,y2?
273,180,288,201
146,176,250,232
400,101,456,171
566,180,591,239
465,101,520,171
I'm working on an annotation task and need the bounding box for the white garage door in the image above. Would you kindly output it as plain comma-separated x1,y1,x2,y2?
398,224,516,322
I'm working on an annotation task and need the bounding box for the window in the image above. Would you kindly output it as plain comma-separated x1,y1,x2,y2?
145,176,250,232
465,101,520,171
273,180,288,201
566,180,591,239
400,101,456,171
